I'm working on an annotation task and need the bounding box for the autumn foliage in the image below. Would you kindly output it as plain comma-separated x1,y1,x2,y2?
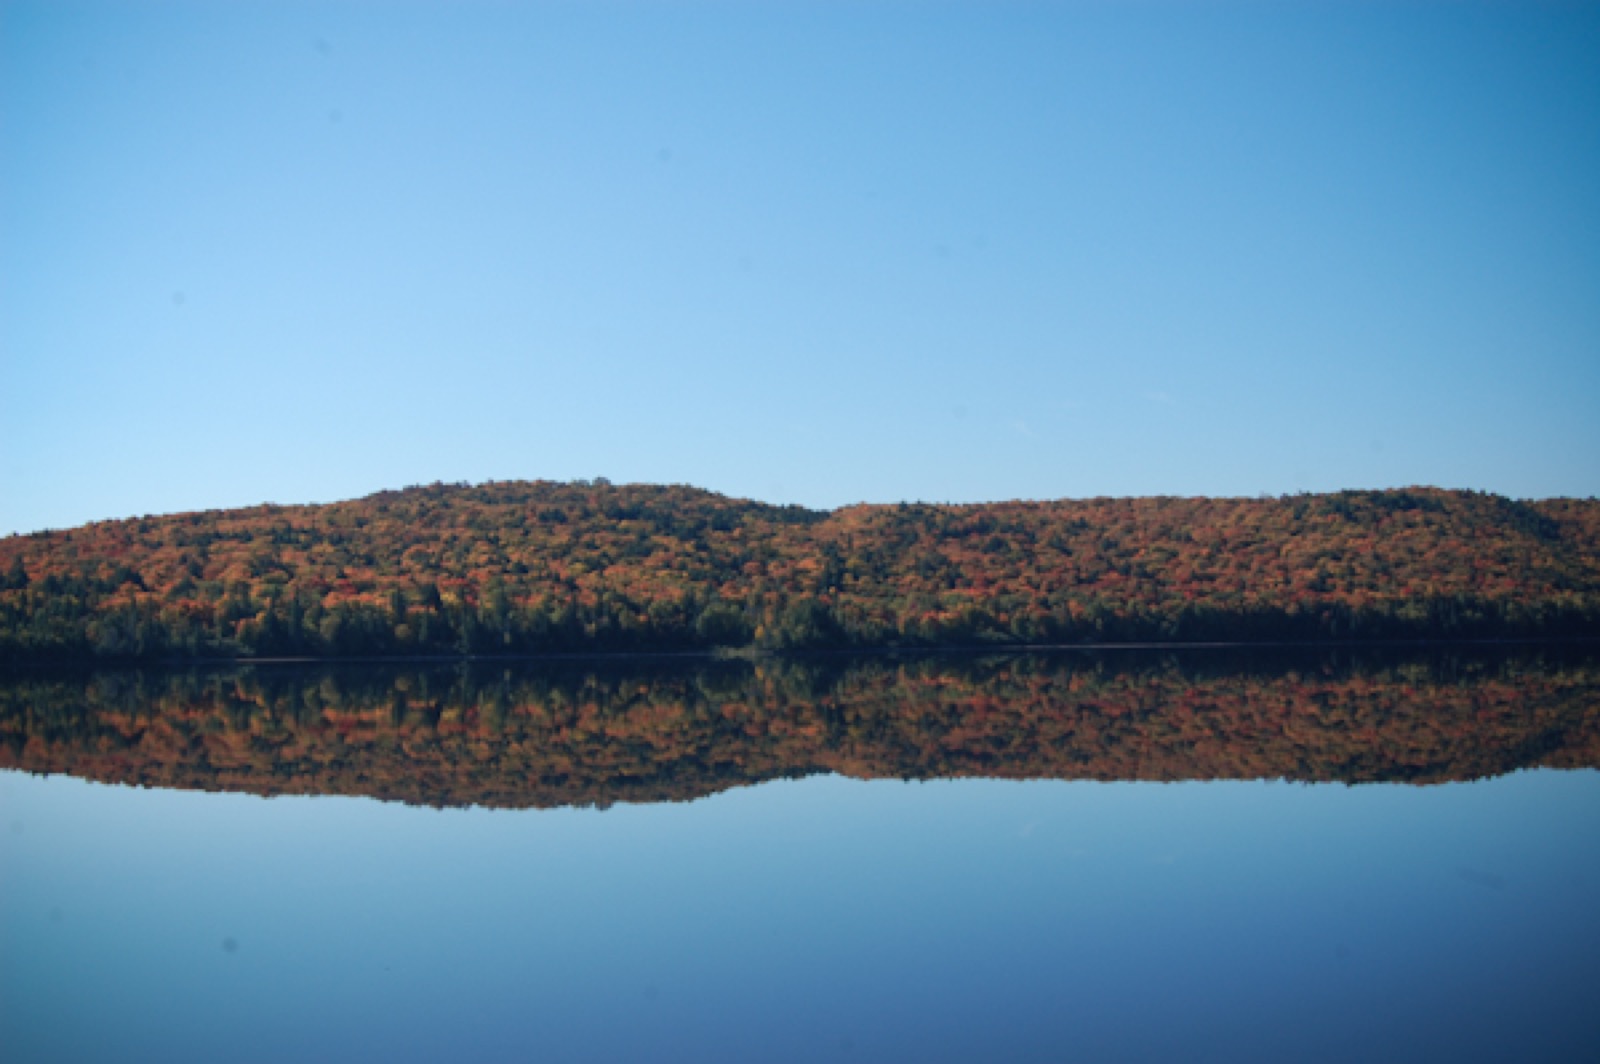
2,480,1599,662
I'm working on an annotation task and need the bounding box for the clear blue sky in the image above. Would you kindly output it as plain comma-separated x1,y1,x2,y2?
4,1,1597,536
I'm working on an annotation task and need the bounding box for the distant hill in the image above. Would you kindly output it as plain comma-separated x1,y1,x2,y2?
2,480,1598,661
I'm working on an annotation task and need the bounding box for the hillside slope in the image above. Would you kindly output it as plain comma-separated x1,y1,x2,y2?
2,481,1598,661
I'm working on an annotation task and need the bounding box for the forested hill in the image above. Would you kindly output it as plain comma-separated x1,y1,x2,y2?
2,480,1598,662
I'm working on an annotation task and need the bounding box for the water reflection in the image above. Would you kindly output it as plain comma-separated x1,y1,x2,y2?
4,647,1596,807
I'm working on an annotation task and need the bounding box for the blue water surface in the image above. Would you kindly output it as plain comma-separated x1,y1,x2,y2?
3,768,1598,1063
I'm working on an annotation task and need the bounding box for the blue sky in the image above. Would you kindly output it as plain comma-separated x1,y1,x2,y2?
3,1,1597,535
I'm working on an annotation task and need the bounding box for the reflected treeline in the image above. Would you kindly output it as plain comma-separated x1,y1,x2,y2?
3,647,1598,808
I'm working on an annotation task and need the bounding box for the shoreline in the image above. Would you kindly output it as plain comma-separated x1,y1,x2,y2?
3,634,1597,673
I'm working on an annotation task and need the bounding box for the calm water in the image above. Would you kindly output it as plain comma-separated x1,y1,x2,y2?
3,650,1598,1062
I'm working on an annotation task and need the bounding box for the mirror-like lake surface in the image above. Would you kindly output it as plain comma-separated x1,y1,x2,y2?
3,649,1599,1062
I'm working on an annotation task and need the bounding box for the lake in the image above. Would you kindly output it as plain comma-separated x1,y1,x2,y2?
3,648,1598,1062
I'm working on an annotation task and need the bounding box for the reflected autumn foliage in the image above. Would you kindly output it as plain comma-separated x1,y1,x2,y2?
3,649,1597,808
